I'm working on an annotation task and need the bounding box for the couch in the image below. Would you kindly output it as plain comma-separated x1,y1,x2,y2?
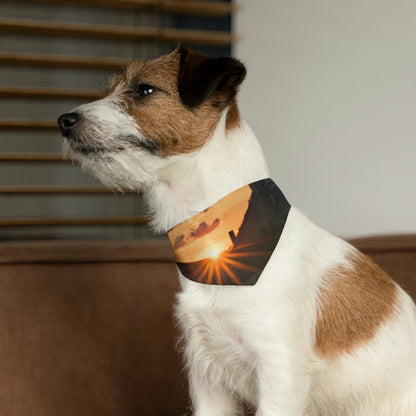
0,235,414,415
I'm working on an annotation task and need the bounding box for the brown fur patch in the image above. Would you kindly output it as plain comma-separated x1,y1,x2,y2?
315,251,398,358
226,99,241,130
108,50,224,156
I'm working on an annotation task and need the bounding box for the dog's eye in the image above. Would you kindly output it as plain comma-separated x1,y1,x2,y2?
134,84,156,98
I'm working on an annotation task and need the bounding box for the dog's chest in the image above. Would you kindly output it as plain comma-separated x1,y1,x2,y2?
175,290,257,394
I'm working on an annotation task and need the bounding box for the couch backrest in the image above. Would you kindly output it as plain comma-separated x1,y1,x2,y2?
0,236,414,415
0,240,187,416
351,234,416,300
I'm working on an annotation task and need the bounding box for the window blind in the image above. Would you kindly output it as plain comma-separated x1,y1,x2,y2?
0,0,234,241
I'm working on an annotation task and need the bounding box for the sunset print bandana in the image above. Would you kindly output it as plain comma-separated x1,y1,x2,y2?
167,178,290,286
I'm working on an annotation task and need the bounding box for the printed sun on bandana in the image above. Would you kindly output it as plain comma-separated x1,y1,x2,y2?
168,179,290,286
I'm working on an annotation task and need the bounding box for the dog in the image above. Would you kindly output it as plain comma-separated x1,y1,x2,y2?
58,47,416,415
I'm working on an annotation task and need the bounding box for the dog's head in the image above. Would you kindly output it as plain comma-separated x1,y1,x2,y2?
58,47,246,191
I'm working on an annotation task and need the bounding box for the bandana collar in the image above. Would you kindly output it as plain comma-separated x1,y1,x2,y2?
168,178,290,286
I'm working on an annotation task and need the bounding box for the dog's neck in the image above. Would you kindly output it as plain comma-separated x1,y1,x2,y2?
145,112,270,233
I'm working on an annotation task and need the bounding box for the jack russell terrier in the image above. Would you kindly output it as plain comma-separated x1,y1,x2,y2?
58,47,416,415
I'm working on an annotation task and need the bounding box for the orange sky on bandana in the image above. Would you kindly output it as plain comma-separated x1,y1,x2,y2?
169,186,253,263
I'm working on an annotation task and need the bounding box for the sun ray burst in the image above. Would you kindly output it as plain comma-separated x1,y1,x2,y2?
227,250,271,259
223,257,260,274
214,259,222,285
218,260,242,285
228,237,272,251
206,261,215,284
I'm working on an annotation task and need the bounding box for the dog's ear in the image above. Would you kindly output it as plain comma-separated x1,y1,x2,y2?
178,48,246,108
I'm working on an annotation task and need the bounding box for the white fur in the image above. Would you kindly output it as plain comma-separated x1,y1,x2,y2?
64,97,416,415
63,88,169,191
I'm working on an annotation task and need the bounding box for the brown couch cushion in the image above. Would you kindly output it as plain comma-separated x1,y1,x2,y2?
0,240,188,416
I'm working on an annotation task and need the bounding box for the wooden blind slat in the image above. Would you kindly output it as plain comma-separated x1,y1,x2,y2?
0,52,130,71
0,52,129,70
0,87,101,100
0,215,148,226
155,0,234,16
0,120,58,130
0,18,234,46
9,0,234,17
0,153,64,162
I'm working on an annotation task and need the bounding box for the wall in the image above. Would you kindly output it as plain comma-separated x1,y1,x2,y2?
234,0,416,238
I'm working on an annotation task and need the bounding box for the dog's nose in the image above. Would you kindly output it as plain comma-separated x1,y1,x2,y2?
57,112,80,136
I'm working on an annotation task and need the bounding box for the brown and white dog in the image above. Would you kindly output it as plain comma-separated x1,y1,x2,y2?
58,48,416,415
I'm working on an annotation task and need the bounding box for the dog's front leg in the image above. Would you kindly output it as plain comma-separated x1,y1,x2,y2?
254,348,312,416
189,368,241,416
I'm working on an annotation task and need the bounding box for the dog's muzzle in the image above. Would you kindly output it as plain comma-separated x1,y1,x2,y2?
57,112,80,137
